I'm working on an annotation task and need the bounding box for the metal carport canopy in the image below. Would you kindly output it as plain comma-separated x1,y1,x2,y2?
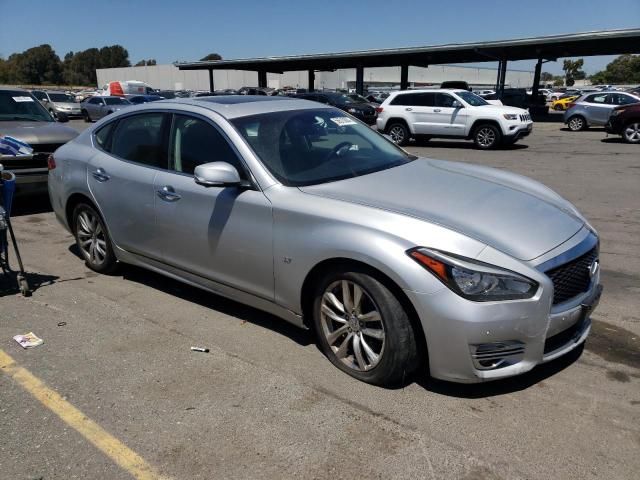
176,29,640,73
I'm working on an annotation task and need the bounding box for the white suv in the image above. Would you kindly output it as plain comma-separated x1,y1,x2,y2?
376,89,533,149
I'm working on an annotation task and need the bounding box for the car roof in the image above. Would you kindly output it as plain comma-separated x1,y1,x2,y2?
0,88,31,94
149,95,330,119
391,89,465,95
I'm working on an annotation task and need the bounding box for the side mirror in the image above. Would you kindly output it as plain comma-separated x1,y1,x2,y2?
452,100,463,108
56,112,69,123
194,162,243,187
42,98,49,103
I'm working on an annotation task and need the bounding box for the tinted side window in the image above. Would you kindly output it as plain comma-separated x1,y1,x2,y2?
586,94,606,104
94,122,115,152
390,93,434,106
111,113,167,168
612,93,637,105
88,97,101,105
435,93,455,107
169,114,246,178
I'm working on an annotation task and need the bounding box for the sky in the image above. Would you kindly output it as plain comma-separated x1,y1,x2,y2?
1,0,639,75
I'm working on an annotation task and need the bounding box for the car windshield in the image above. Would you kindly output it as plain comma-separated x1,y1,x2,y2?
232,108,416,187
0,91,53,122
456,91,489,106
335,94,367,105
48,93,76,103
104,97,131,105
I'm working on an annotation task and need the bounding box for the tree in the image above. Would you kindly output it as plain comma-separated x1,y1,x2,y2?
134,59,157,66
10,44,62,84
563,58,585,87
200,53,222,61
590,54,640,84
553,77,564,87
541,71,554,82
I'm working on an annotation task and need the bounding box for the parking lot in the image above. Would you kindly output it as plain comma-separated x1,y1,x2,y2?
2,119,639,479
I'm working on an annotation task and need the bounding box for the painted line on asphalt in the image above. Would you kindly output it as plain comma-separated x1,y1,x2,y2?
0,349,168,480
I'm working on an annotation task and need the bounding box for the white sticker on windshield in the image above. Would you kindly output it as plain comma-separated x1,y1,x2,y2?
330,117,357,126
12,96,34,102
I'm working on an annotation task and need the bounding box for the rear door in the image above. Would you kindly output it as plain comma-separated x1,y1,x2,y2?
428,92,468,136
88,112,168,259
390,92,435,135
581,93,609,125
153,113,274,300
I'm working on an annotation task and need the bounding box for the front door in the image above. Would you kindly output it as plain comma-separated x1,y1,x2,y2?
154,113,274,300
88,112,168,259
582,93,610,125
428,92,468,136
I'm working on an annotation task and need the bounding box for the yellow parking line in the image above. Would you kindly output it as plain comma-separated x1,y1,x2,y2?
0,349,167,480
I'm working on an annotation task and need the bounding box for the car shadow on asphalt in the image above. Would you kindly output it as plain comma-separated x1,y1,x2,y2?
600,137,626,144
9,193,53,217
118,264,315,347
415,344,584,398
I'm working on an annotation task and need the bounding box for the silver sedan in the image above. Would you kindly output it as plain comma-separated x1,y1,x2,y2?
48,97,602,386
80,96,132,122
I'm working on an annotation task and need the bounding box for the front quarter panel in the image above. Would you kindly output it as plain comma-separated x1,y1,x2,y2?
265,186,487,314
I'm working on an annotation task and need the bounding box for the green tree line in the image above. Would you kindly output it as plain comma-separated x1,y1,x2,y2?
0,44,131,86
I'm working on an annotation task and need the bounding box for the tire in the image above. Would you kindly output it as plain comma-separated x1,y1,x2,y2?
622,121,640,144
82,109,92,123
553,104,563,111
72,203,117,274
386,122,410,146
49,109,57,119
567,115,587,131
473,123,501,149
312,268,419,386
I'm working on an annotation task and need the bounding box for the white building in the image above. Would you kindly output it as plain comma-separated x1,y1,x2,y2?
97,63,534,92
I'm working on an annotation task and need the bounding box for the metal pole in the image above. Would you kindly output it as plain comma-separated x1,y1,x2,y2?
208,68,214,92
355,66,364,95
532,57,542,97
308,70,315,91
258,71,267,88
400,65,409,90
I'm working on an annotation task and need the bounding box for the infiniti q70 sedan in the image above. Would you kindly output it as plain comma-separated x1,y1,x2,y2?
48,96,602,386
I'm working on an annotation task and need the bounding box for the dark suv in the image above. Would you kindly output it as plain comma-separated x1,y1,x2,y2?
294,92,377,125
606,103,640,143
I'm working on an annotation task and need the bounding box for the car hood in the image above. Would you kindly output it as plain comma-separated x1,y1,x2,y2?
299,159,584,261
473,104,527,115
54,102,81,109
0,121,78,145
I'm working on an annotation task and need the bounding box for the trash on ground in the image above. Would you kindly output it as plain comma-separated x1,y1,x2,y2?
190,346,209,353
13,332,44,348
57,321,67,327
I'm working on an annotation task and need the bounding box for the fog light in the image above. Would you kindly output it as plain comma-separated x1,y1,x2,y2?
470,341,525,370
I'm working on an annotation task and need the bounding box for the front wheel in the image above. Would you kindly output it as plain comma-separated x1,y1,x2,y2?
312,269,419,386
72,203,117,274
622,121,640,143
386,122,410,146
473,124,501,149
82,109,92,122
49,109,57,119
568,115,587,131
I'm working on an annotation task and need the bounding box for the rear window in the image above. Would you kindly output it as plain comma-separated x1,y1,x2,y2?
390,92,435,107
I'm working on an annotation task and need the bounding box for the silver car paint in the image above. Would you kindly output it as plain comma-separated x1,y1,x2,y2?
48,97,601,383
564,92,640,126
82,96,131,121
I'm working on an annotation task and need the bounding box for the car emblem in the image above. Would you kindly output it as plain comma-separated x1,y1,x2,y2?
588,260,599,278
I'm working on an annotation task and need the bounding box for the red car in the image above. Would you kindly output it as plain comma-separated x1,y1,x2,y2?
606,103,640,144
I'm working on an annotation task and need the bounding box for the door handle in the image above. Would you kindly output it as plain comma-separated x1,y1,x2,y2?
92,168,110,182
433,109,442,112
156,185,181,202
405,107,413,111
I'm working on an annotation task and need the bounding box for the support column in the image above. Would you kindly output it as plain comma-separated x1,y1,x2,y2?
495,60,504,92
400,65,409,90
308,70,315,91
208,68,214,92
258,71,267,88
355,66,364,95
531,57,542,98
496,60,507,96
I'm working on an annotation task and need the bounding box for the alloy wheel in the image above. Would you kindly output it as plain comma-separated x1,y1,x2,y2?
388,125,406,144
568,117,584,131
320,280,386,372
623,122,640,143
476,127,496,147
76,210,107,266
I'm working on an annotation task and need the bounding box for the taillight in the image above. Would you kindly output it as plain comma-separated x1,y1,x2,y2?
47,154,56,170
375,107,384,113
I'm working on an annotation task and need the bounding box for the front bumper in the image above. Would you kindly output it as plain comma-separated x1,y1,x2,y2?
504,122,533,140
405,274,602,384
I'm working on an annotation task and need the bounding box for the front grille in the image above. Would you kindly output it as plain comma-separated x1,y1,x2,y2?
546,247,597,305
519,113,531,121
470,341,525,370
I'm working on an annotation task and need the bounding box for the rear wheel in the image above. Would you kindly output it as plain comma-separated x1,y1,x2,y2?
72,203,117,274
473,124,501,149
553,104,563,111
622,121,640,143
312,268,419,386
386,122,410,146
568,115,587,131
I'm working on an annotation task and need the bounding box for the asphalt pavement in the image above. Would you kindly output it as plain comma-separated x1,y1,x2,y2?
1,118,639,480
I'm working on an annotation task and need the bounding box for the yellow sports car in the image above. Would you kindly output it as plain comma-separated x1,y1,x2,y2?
551,95,580,111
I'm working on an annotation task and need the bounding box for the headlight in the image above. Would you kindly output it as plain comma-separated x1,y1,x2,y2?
408,248,538,301
347,108,358,114
503,114,518,120
611,109,623,116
